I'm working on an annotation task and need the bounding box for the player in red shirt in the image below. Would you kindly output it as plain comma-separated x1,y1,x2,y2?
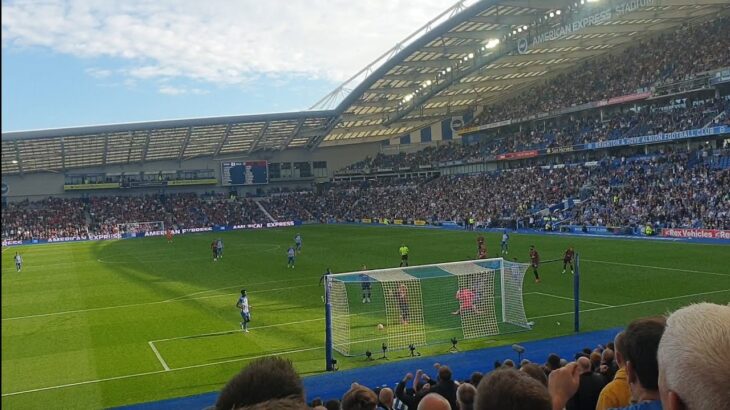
165,229,173,243
478,244,487,259
453,287,480,315
211,240,218,262
529,245,540,283
563,246,575,274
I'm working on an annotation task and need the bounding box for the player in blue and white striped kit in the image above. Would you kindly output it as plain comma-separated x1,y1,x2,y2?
294,234,302,254
287,246,296,268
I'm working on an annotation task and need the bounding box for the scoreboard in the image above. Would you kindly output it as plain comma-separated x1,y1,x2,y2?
221,160,269,186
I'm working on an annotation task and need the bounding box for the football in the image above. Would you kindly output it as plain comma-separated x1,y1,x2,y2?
377,323,384,331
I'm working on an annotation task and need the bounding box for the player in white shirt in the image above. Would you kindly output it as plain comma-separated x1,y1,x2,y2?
501,231,510,255
14,252,23,272
236,289,252,333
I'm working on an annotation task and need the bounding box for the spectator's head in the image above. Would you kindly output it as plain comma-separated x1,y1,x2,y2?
623,317,666,400
378,387,394,409
311,398,323,407
324,399,340,410
502,359,515,368
342,383,378,410
235,397,309,410
470,371,483,386
438,365,453,382
547,353,561,370
215,357,304,410
520,363,548,387
577,356,591,373
614,331,626,367
658,303,730,410
417,393,451,410
589,351,602,368
457,383,476,410
602,348,614,364
476,369,550,410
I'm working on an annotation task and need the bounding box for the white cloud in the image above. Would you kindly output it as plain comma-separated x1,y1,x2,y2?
158,85,209,95
1,0,451,90
85,67,113,78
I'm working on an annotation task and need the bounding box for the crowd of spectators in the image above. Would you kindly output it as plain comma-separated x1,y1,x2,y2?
207,302,729,409
339,97,729,173
572,151,729,229
2,193,269,241
470,17,730,126
3,147,728,241
264,149,730,231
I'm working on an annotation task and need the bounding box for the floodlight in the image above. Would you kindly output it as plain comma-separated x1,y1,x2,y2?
446,67,451,72
549,12,555,18
523,25,528,30
485,38,500,49
517,27,522,33
468,52,474,59
556,9,561,15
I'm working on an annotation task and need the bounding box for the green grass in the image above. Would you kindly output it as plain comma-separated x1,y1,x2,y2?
2,225,729,409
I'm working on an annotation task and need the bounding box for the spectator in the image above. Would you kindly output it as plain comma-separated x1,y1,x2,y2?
342,383,378,410
213,357,305,410
476,368,551,410
657,302,730,410
428,365,458,409
457,383,476,410
377,387,394,410
521,363,548,387
469,371,483,387
597,332,632,410
324,399,341,410
617,317,667,410
417,393,451,410
566,356,607,410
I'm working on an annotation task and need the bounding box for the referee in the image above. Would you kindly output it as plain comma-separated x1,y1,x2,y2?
399,243,410,267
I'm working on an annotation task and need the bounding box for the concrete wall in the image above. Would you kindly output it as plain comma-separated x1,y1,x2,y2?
2,142,381,201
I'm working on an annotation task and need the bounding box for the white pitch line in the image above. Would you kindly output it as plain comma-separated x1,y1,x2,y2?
148,341,170,371
582,259,729,277
1,346,322,397
531,291,614,308
3,288,729,398
528,288,730,321
2,283,318,321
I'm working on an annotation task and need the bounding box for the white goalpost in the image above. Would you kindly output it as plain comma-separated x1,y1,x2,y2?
324,258,532,358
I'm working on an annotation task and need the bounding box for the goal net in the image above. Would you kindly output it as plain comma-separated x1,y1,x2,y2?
116,221,165,236
325,258,531,357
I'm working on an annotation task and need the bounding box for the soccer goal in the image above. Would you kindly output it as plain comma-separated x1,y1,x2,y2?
116,221,165,236
324,258,532,361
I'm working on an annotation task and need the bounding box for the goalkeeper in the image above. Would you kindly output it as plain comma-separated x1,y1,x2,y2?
360,273,372,304
452,287,480,315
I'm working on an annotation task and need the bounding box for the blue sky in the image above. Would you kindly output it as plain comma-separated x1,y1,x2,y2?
1,0,450,132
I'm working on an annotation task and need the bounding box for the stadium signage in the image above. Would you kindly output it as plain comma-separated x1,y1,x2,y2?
546,146,574,154
661,228,730,240
586,126,729,150
521,0,654,52
496,150,539,160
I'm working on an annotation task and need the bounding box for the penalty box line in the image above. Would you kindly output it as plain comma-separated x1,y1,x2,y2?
5,288,730,397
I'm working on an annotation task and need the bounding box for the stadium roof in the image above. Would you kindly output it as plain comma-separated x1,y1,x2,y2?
3,0,729,175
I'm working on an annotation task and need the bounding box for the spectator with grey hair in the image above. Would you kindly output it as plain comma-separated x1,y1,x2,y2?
657,302,730,410
457,383,476,410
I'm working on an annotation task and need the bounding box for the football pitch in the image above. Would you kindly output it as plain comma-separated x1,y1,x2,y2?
2,225,729,409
